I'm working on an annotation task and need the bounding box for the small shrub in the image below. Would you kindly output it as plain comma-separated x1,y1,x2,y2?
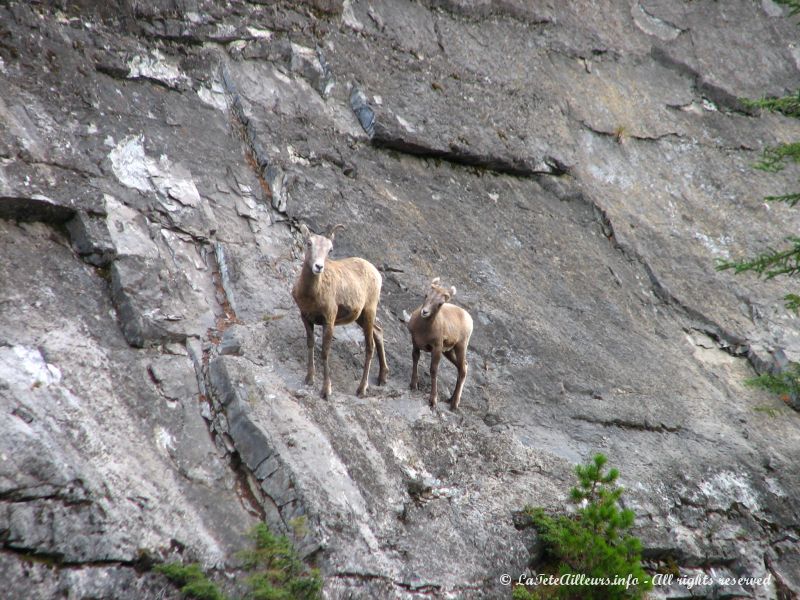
156,523,321,600
238,523,322,600
746,363,800,404
515,454,652,600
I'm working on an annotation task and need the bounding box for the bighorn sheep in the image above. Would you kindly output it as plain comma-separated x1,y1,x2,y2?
407,277,473,410
292,223,388,399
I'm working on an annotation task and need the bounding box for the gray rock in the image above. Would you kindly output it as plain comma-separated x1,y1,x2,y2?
0,219,256,597
219,325,244,356
66,210,116,266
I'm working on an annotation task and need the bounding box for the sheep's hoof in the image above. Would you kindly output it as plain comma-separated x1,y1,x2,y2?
305,375,315,386
410,381,418,391
377,373,388,386
356,385,368,397
321,386,331,399
429,397,438,409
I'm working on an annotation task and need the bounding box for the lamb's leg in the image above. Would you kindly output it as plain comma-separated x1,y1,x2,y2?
320,321,334,399
302,316,315,385
410,344,421,390
356,312,375,397
373,322,389,386
429,346,442,408
449,344,468,411
443,348,458,402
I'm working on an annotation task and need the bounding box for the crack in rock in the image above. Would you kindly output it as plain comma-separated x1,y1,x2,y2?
631,2,685,41
220,64,287,214
572,414,682,433
349,85,568,177
649,46,749,115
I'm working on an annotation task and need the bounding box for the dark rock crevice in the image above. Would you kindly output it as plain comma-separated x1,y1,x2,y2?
418,0,553,27
0,196,77,224
329,571,484,596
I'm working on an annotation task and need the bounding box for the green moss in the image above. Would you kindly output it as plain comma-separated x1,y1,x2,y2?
154,563,226,600
743,92,800,118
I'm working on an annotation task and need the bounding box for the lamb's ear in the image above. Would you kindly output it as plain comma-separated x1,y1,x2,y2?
449,286,457,297
328,223,345,241
431,277,440,287
299,223,311,238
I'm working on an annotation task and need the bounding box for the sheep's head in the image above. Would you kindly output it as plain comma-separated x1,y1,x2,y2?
420,277,456,319
299,224,344,275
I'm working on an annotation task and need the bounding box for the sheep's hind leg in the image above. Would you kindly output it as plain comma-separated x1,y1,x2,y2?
410,345,421,390
356,313,375,397
373,322,388,386
449,345,468,411
320,322,334,399
443,349,458,403
302,316,315,386
428,346,442,408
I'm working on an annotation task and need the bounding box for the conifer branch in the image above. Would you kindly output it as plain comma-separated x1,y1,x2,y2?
715,237,800,280
774,0,800,18
764,192,800,207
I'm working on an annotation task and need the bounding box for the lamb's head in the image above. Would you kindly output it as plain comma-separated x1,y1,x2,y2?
300,224,344,275
420,277,456,319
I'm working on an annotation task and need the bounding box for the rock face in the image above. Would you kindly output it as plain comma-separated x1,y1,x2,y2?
1,1,799,598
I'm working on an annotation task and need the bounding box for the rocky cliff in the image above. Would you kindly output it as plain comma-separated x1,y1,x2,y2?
1,1,799,598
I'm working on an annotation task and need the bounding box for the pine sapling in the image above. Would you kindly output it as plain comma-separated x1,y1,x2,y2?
516,454,652,600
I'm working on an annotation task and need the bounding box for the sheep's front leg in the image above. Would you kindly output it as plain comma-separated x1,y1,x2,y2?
320,321,334,399
410,344,421,391
428,346,442,408
302,316,315,386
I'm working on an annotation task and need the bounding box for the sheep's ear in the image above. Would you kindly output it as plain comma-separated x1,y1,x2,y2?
449,286,457,297
431,277,440,287
299,223,311,238
328,223,345,241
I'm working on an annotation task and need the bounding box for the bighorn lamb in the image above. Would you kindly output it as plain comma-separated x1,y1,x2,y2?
292,224,388,399
407,277,473,409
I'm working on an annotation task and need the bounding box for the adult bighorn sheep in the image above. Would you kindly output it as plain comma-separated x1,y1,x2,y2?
407,277,473,410
292,223,388,399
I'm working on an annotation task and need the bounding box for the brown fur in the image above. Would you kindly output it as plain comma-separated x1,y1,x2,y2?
407,277,473,409
292,225,388,398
